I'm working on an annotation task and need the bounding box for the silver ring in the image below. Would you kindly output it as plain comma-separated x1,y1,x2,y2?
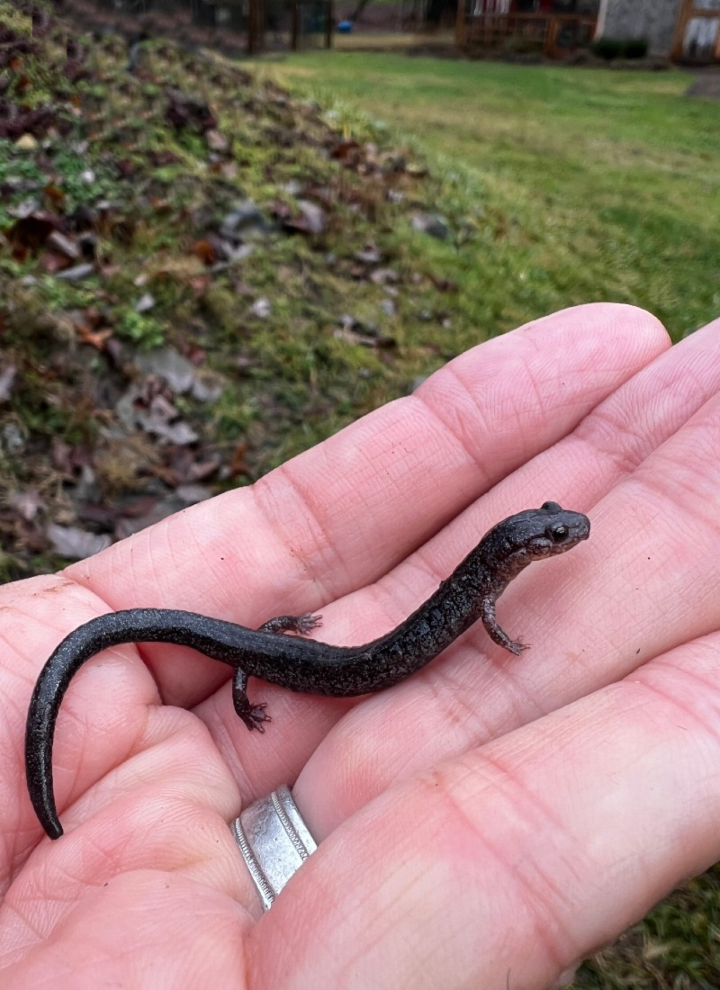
231,784,317,910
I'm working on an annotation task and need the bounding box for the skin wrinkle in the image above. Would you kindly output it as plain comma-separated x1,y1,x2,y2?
341,422,406,496
485,641,550,724
631,673,720,750
0,629,30,682
253,462,348,605
467,746,568,845
417,769,573,978
556,330,720,498
44,648,167,834
417,659,523,756
156,516,176,600
213,700,255,797
0,582,97,633
416,369,497,482
506,347,546,435
54,767,213,881
332,881,420,990
352,578,409,641
0,900,42,963
376,872,455,990
627,470,720,554
573,405,651,481
258,424,472,620
637,451,720,530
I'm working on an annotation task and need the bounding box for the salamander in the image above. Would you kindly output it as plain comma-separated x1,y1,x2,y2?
25,501,590,839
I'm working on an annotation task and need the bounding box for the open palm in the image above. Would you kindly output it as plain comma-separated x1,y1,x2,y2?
2,302,719,989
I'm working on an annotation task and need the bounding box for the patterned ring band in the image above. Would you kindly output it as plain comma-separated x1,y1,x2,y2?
231,784,318,910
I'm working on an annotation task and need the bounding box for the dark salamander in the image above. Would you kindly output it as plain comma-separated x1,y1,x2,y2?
26,502,590,839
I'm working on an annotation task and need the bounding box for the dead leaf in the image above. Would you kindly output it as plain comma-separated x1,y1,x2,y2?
206,128,229,152
166,89,217,133
330,139,360,161
46,523,112,560
369,267,399,285
0,363,16,402
8,212,58,252
227,441,250,478
76,324,113,350
333,324,396,349
9,490,46,521
355,245,382,265
279,200,326,236
38,250,73,273
193,239,219,265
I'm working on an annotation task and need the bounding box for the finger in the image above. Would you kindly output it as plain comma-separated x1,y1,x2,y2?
0,575,125,869
1,572,249,864
254,633,720,990
192,310,720,802
2,700,253,921
63,303,665,709
1,872,248,987
297,318,720,831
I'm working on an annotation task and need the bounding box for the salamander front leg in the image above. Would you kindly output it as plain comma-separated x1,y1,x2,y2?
258,613,322,635
232,668,271,731
480,597,529,657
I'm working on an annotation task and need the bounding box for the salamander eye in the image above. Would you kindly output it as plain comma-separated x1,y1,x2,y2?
548,524,568,543
542,501,562,513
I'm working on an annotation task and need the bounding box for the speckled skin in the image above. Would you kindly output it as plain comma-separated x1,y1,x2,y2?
26,502,589,839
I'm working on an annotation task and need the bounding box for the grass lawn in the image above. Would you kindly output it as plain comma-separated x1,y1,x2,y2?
262,51,720,342
254,51,720,987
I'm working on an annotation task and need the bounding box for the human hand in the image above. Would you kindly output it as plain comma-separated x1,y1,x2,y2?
2,303,719,988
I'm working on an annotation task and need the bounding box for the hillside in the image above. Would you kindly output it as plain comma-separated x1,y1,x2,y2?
0,1,468,579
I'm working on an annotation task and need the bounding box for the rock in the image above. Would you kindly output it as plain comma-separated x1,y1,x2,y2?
412,213,450,240
219,199,269,241
297,200,325,234
8,489,45,521
206,128,229,152
0,363,17,402
250,297,271,318
47,230,80,260
370,267,399,285
135,292,156,313
355,244,382,265
14,133,37,151
55,262,95,281
134,347,195,394
1,422,27,455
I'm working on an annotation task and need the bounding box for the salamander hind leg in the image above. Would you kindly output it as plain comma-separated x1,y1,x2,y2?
232,668,271,731
259,613,322,635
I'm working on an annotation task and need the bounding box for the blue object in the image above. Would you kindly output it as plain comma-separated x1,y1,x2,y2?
337,19,353,32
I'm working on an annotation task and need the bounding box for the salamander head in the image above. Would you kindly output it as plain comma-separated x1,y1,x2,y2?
493,501,590,562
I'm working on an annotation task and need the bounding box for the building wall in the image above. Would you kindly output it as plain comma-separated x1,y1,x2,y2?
596,0,681,56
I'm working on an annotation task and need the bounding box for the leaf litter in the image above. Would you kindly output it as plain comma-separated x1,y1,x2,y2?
0,0,467,580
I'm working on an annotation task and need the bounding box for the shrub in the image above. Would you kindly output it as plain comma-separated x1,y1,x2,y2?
624,38,649,59
591,37,649,60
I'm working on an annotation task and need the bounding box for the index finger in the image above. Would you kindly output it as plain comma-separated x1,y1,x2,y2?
63,303,666,707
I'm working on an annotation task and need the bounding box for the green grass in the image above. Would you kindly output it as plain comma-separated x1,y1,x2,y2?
260,52,720,340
